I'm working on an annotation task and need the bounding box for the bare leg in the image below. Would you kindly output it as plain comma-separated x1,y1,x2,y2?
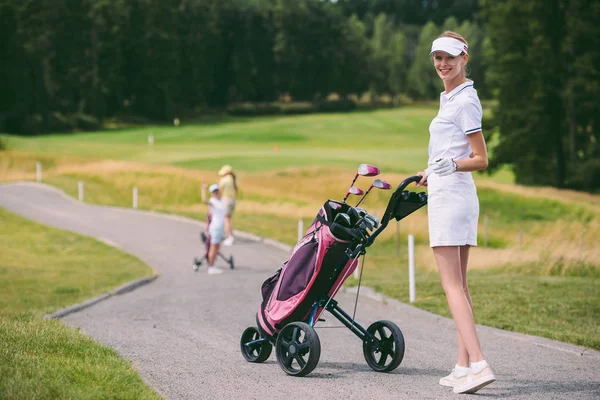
456,245,473,367
433,246,484,363
224,215,232,238
208,243,220,266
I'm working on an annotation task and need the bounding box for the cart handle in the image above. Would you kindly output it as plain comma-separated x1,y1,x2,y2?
364,175,423,246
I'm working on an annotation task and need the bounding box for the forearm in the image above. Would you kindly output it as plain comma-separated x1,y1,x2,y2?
201,185,207,203
455,155,488,172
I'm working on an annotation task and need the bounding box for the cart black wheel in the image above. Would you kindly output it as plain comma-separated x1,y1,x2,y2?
275,322,320,377
240,326,272,363
363,320,405,372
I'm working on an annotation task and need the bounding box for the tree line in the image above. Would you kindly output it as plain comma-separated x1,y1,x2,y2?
0,0,483,130
0,0,598,191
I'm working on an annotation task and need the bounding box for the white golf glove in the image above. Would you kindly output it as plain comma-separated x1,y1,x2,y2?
432,157,457,177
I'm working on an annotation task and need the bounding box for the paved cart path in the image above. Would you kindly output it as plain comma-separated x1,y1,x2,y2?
1,182,598,400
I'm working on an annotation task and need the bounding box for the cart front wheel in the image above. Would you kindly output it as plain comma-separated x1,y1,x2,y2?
275,322,320,377
240,326,272,363
363,320,405,372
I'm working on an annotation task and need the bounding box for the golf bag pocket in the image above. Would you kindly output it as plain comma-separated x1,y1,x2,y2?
277,240,318,301
261,237,326,329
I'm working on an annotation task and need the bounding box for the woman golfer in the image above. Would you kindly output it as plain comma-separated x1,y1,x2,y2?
218,165,238,246
417,31,495,394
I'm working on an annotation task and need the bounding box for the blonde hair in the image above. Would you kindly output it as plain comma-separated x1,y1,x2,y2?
438,31,469,77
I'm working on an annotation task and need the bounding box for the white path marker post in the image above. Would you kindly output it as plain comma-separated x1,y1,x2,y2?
408,234,416,303
484,214,489,247
297,219,304,242
518,229,524,247
354,257,360,279
395,220,400,256
133,186,138,209
78,181,84,201
148,133,154,146
36,161,42,182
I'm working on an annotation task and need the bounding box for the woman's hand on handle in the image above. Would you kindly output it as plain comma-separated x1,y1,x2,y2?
416,171,429,187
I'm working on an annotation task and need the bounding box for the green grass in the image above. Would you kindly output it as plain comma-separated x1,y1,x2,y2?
478,188,593,224
350,253,600,350
40,168,599,348
1,106,436,175
0,208,159,399
2,104,599,351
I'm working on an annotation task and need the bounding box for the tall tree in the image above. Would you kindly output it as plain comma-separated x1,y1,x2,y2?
482,0,568,188
562,0,600,190
407,21,440,99
333,14,372,97
368,14,407,101
388,30,408,104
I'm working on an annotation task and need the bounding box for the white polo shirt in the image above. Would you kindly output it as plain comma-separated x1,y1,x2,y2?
208,197,225,228
428,80,483,173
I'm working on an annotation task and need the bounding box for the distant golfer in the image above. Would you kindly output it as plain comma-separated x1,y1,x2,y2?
201,183,226,275
218,165,238,246
416,31,494,394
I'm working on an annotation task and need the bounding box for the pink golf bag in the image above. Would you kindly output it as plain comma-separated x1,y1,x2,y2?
240,174,428,377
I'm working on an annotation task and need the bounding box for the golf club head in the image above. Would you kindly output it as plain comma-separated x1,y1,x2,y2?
365,214,380,228
372,179,392,190
359,218,374,231
355,207,368,219
333,212,351,227
328,201,343,210
345,164,379,202
357,164,380,177
346,207,359,225
342,186,364,202
355,178,391,207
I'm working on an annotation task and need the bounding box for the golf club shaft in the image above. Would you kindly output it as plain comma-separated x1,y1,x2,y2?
355,186,373,207
343,174,359,201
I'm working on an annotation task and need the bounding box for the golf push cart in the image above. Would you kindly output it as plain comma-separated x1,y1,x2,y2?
240,164,428,377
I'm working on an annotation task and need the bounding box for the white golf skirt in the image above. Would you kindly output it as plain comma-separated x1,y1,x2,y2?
427,173,479,247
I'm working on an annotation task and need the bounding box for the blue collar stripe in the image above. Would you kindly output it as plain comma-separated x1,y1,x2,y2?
449,84,474,100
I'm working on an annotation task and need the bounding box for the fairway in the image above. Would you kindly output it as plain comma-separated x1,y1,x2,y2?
4,106,434,174
1,105,599,349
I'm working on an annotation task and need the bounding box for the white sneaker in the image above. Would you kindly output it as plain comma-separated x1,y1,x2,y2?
439,367,469,387
207,266,224,275
453,363,496,394
222,236,234,246
193,264,199,272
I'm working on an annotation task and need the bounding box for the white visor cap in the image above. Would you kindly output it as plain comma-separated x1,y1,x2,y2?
430,37,468,56
209,184,219,193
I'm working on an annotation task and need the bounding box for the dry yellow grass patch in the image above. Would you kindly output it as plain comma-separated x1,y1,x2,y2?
416,245,541,271
527,219,599,267
2,152,596,273
0,151,84,181
476,177,600,213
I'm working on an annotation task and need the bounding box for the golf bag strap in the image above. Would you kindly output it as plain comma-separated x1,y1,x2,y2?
316,213,332,227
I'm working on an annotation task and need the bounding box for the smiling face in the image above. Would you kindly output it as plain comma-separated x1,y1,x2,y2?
432,51,468,83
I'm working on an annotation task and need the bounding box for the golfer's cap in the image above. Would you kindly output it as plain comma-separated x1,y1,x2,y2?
430,37,468,56
209,184,219,193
